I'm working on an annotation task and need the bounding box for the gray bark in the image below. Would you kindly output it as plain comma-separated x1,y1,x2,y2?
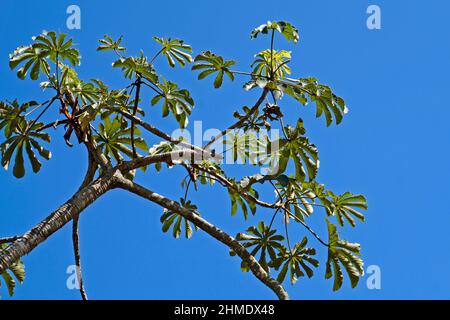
117,177,290,300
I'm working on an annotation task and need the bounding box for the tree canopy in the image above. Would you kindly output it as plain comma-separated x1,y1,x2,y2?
0,21,367,299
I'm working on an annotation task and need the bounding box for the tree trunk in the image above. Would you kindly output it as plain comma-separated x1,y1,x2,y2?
0,171,118,274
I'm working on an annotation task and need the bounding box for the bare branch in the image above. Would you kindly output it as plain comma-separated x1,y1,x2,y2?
119,149,211,172
71,153,98,300
72,217,88,300
0,236,21,245
112,107,219,162
116,178,290,300
113,107,177,143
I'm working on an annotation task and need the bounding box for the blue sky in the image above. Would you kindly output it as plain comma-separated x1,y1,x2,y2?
1,0,450,299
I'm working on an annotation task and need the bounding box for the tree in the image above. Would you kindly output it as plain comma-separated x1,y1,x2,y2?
0,21,367,300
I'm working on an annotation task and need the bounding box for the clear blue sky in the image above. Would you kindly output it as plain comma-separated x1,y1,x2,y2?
1,0,449,299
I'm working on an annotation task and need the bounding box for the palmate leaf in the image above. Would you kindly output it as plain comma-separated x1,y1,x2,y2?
151,79,194,128
9,31,80,80
269,237,319,285
325,192,368,227
0,100,38,138
94,116,149,163
232,221,285,272
160,198,199,239
251,21,300,44
9,46,50,80
153,37,193,68
277,179,317,222
223,130,263,165
233,105,271,132
80,86,136,130
0,244,26,298
325,220,364,291
281,77,348,126
72,81,102,105
269,120,319,182
227,186,258,220
1,120,51,178
192,51,235,88
112,53,159,83
97,34,126,53
251,49,291,80
58,66,104,106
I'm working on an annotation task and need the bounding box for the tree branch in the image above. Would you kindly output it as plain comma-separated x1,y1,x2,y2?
119,149,215,172
71,153,98,300
72,217,87,300
36,119,69,132
0,236,21,245
0,169,119,275
111,107,218,160
195,165,328,247
116,178,290,300
131,78,142,158
203,88,269,149
113,107,177,143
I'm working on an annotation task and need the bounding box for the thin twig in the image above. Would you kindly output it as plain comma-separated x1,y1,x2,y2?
284,211,292,252
0,236,21,245
72,216,88,300
284,206,329,247
131,77,142,158
25,97,58,133
270,29,275,78
141,80,162,95
269,181,328,247
25,98,55,117
203,88,269,150
150,48,164,64
36,119,69,132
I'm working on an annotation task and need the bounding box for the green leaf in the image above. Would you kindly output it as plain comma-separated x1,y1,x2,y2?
9,31,79,80
281,78,348,126
97,35,126,52
192,51,235,88
112,53,158,82
160,199,199,239
227,186,258,220
325,220,364,291
0,100,38,138
151,79,194,128
25,140,41,173
326,192,368,227
251,49,291,80
233,221,285,272
153,37,193,68
0,244,26,298
94,116,149,164
267,122,319,181
223,130,262,165
214,70,224,89
269,237,318,285
1,119,51,178
250,21,300,44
